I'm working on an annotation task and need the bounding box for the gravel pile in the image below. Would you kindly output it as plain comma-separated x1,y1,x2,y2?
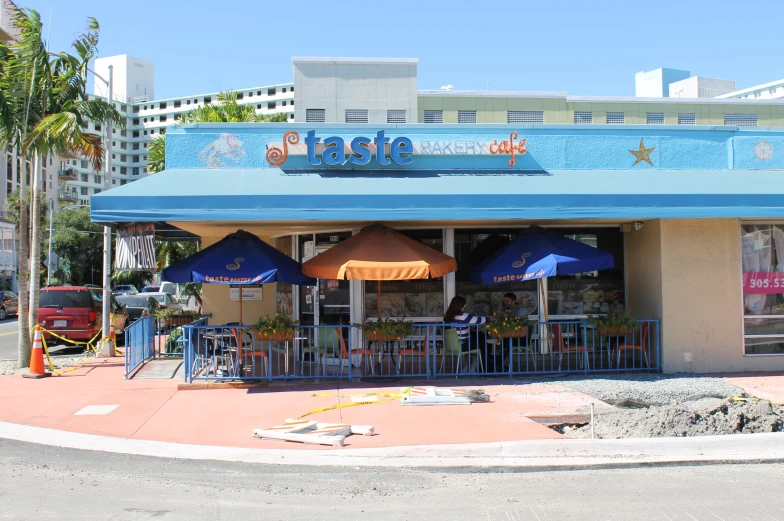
563,398,784,439
0,356,88,376
543,373,748,406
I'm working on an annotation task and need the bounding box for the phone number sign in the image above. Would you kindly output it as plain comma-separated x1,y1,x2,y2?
744,272,784,294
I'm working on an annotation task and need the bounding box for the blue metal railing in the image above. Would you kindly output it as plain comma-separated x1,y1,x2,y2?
180,319,660,382
124,316,155,377
156,315,210,357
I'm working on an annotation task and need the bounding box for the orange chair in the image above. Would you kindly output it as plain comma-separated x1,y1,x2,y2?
233,328,268,378
616,322,650,368
552,324,591,371
336,328,373,376
394,326,430,375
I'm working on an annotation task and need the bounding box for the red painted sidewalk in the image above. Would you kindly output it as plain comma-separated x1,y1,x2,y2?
2,359,780,451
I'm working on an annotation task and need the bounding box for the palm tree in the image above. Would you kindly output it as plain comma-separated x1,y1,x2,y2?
146,91,288,174
0,9,122,367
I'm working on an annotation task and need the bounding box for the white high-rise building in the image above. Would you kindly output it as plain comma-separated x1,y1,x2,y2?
717,79,784,100
93,55,155,103
56,54,295,206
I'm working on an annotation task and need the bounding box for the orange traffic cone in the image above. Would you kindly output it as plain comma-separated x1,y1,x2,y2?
23,327,51,379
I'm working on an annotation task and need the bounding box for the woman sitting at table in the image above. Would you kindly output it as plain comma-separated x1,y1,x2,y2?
443,296,489,370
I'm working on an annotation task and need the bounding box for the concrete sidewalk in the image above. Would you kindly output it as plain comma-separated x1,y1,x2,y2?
1,420,782,468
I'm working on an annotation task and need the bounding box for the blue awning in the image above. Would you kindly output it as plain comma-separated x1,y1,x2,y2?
91,167,784,223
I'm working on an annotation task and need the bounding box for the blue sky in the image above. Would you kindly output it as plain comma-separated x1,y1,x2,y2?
18,0,784,99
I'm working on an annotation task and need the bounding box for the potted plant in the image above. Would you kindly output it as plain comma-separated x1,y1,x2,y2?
252,312,297,342
356,318,415,341
485,313,533,339
588,308,637,336
153,309,200,327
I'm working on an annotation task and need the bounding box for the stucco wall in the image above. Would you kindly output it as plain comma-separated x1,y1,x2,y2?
658,218,784,373
199,233,278,325
625,219,663,323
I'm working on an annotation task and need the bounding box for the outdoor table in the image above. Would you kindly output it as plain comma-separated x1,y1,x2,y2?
201,330,240,377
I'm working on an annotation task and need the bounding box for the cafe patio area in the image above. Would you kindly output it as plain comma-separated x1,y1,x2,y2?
126,318,660,383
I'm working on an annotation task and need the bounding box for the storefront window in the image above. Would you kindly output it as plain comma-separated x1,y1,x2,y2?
454,228,625,317
363,230,444,319
741,224,784,355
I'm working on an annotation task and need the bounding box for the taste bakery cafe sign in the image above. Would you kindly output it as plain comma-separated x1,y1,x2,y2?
265,130,528,167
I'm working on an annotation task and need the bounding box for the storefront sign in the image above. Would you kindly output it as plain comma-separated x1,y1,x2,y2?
230,284,263,301
115,223,157,272
267,130,413,167
489,132,528,166
266,130,530,167
743,272,784,294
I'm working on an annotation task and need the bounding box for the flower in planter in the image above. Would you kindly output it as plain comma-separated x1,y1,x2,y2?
252,311,298,338
587,308,637,332
354,317,415,340
485,312,534,338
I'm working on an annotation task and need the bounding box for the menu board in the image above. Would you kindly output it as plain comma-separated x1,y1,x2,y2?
456,279,624,317
364,281,444,318
551,280,625,316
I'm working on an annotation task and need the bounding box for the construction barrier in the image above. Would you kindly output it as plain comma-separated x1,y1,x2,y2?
30,324,104,377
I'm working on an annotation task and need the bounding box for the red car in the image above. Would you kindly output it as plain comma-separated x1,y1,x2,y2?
38,286,128,342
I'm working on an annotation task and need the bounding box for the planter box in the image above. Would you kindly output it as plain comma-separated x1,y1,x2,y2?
255,331,294,342
597,326,634,337
365,332,405,342
160,316,198,327
489,326,528,339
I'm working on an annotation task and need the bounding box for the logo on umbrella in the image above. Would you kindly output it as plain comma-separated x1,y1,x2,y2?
512,252,532,268
226,257,245,270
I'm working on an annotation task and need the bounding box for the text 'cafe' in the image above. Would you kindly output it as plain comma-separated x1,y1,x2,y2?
93,122,784,374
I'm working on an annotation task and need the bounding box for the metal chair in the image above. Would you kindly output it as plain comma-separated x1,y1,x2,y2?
616,322,650,368
336,327,373,376
439,328,483,377
552,324,591,371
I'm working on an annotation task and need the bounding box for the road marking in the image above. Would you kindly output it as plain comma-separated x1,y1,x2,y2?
0,331,18,336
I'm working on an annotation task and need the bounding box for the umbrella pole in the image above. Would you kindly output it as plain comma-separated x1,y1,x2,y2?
377,280,381,319
239,286,243,325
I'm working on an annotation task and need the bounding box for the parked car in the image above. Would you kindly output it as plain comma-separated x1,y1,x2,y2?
144,292,184,314
112,285,139,296
141,285,160,293
38,286,128,342
116,294,158,323
0,291,19,320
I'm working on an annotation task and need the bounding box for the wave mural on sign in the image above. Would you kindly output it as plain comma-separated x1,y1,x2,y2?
199,133,246,167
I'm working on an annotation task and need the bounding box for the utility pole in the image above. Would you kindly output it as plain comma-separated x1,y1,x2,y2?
100,64,114,357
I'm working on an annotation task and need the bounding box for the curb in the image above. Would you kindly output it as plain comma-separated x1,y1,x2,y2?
1,420,783,470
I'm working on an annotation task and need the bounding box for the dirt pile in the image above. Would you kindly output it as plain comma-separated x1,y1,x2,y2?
563,398,784,439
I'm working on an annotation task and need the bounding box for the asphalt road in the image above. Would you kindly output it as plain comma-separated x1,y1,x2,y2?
0,317,19,361
0,439,782,520
0,317,113,361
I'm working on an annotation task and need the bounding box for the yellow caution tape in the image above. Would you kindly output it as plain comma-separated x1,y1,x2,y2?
732,396,784,406
295,387,414,419
32,314,122,376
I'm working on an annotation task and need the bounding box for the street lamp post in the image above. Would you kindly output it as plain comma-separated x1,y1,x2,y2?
91,64,114,357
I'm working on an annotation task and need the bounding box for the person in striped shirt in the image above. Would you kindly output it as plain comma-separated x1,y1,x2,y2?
443,296,489,370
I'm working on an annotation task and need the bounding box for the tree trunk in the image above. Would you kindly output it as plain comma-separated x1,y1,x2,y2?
28,151,42,349
16,153,31,369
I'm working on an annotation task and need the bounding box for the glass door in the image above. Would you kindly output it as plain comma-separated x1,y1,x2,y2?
298,232,352,326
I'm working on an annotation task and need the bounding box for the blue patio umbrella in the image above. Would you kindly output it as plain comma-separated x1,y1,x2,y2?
162,230,315,323
469,227,615,286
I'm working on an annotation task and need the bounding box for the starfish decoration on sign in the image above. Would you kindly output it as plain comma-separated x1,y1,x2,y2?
629,139,655,166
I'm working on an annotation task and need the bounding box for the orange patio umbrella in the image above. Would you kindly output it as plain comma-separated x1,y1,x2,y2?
301,224,457,318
